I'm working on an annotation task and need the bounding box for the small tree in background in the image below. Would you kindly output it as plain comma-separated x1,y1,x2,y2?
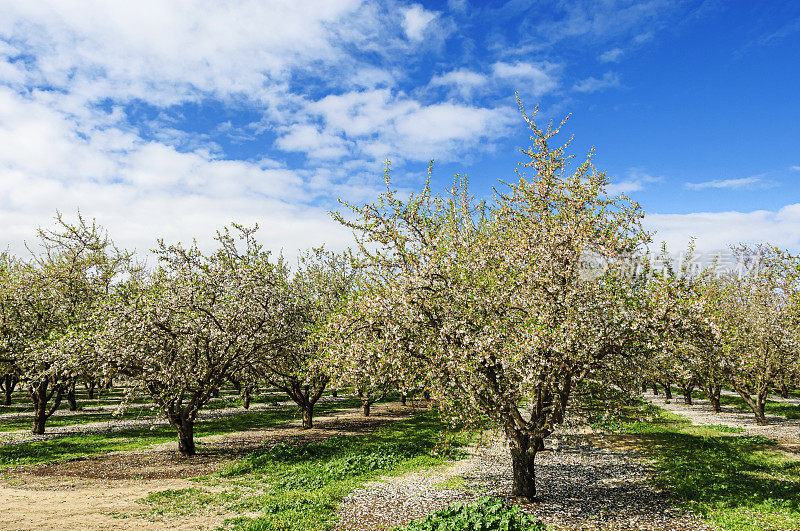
251,248,356,429
102,225,286,455
716,245,800,425
0,215,132,434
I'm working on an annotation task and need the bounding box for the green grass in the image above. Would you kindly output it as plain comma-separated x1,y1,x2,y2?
620,407,800,530
140,412,471,531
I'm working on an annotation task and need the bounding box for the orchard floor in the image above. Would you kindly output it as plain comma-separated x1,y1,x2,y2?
644,391,800,451
337,429,712,531
0,407,407,530
5,393,793,531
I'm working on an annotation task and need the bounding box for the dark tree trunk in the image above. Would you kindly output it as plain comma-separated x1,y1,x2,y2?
642,381,647,392
32,408,48,435
709,394,721,413
362,401,370,417
67,383,77,411
86,380,96,400
735,387,768,425
2,374,15,405
663,382,672,399
301,402,313,429
680,385,694,405
331,389,337,397
30,380,63,435
400,392,406,406
423,390,430,400
507,430,538,500
242,388,251,409
176,419,196,456
651,382,659,395
780,383,789,399
702,383,722,413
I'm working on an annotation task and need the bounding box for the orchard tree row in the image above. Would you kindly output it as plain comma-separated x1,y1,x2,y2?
644,243,800,425
1,103,798,501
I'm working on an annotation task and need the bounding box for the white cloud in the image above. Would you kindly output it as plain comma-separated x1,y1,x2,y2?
685,176,767,190
790,165,800,171
429,69,488,97
401,4,438,41
291,89,515,162
492,61,560,97
599,48,624,62
606,168,660,195
276,125,351,160
0,87,357,261
573,71,621,93
646,204,800,253
0,0,383,106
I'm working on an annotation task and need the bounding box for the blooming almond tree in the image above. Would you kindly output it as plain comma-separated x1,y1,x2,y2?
645,244,725,408
331,103,652,500
0,215,133,434
250,248,356,429
102,225,286,455
717,245,800,425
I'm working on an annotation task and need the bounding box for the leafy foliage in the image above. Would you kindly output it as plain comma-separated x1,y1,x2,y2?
397,497,546,531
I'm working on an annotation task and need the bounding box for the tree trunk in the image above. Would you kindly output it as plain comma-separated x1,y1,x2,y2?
301,402,313,429
176,419,196,456
331,389,337,397
32,407,48,435
400,392,406,406
86,380,96,400
680,385,693,405
663,383,672,399
67,383,77,411
30,381,63,435
651,382,659,395
735,388,768,425
755,393,768,426
780,383,789,399
362,401,370,417
423,390,430,400
709,394,721,413
507,431,537,500
703,384,722,413
2,375,15,405
242,389,251,409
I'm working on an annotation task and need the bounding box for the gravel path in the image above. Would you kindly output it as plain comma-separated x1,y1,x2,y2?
337,430,711,530
644,392,800,447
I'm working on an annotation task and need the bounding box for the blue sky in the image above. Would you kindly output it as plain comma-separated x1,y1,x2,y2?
0,0,798,259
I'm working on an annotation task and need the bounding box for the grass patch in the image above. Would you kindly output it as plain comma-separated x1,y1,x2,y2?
621,406,800,530
140,411,471,531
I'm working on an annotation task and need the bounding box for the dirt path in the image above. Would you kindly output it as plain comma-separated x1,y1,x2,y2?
337,430,712,531
0,405,409,531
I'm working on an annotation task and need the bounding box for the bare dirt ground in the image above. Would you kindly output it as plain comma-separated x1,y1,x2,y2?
0,405,409,531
